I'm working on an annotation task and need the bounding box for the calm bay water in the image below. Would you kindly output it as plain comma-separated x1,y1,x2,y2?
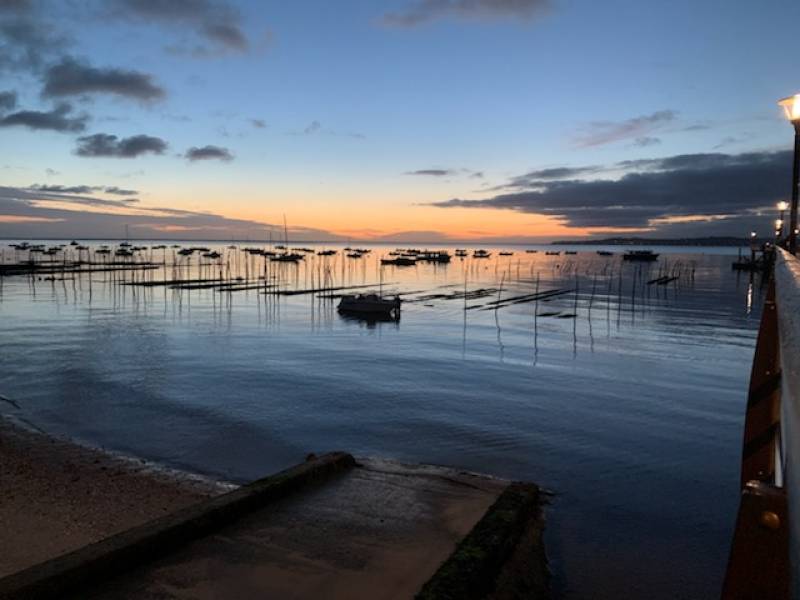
0,241,763,599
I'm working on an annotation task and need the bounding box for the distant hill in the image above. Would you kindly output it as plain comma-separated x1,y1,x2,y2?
551,236,757,247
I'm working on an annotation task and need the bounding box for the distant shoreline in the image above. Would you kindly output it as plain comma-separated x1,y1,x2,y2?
550,236,755,247
0,236,757,246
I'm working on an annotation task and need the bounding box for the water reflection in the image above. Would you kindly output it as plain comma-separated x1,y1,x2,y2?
0,240,769,600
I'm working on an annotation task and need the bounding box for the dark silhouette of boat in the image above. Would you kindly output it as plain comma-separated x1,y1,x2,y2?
337,294,401,318
597,250,613,256
623,250,659,262
473,250,491,259
381,257,416,266
271,253,303,262
418,251,450,263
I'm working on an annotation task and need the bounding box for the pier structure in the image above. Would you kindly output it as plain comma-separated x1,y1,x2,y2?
723,248,800,599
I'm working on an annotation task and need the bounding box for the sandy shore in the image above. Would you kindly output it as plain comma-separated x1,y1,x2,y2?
0,417,229,577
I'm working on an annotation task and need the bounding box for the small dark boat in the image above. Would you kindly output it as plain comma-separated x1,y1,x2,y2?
525,250,538,253
499,251,514,256
623,250,659,262
473,250,491,259
597,250,613,256
565,250,577,255
317,250,337,256
271,253,304,262
338,293,401,318
418,251,451,263
545,251,560,256
381,257,416,266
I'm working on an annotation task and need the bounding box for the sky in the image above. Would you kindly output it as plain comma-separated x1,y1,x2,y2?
0,0,799,242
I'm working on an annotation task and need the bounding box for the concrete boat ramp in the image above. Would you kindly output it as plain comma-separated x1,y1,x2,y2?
0,453,548,599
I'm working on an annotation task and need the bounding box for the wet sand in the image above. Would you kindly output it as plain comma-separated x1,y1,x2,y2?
0,417,229,577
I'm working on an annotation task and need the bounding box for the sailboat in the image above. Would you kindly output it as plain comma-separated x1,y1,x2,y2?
271,216,304,262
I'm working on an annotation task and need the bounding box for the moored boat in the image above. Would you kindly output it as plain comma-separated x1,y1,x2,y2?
337,293,401,318
622,250,659,262
381,257,416,266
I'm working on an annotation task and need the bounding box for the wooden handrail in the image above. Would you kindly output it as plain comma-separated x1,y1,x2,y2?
722,249,800,599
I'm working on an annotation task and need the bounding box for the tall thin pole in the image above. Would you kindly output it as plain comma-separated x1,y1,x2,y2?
789,122,800,254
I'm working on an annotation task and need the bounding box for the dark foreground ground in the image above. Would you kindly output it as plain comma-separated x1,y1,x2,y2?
0,417,548,599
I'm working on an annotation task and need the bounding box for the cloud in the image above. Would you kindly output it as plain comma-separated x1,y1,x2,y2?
0,1,34,13
713,133,754,149
633,136,661,147
75,133,167,158
496,165,601,190
0,5,69,73
383,0,551,27
108,0,249,53
42,57,165,101
4,185,139,209
0,89,17,110
30,184,96,194
250,118,266,128
0,185,345,241
405,169,455,177
27,183,140,199
405,167,484,178
288,120,365,139
573,110,677,148
0,102,88,132
304,120,321,134
104,185,138,195
429,150,793,233
184,144,233,161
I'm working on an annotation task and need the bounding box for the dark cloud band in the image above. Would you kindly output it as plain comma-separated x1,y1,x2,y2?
185,145,233,161
75,133,167,158
0,102,87,132
43,57,165,101
430,150,793,231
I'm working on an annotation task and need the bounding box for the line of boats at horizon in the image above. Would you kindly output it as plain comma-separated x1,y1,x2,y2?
6,242,661,264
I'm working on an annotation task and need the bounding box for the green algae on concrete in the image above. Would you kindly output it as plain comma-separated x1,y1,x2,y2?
416,483,548,600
